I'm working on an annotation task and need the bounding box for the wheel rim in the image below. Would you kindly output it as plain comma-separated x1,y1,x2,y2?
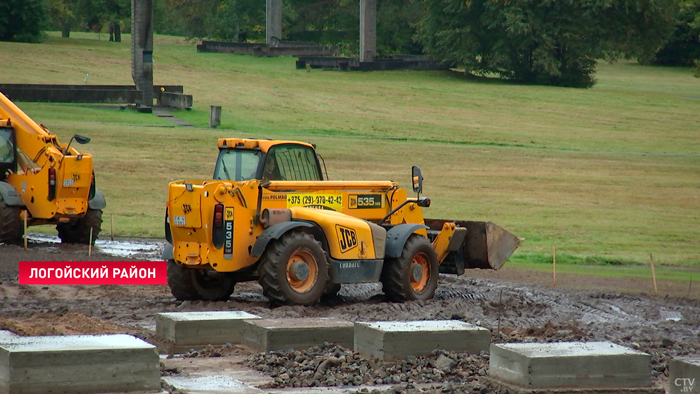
410,252,430,293
286,248,318,294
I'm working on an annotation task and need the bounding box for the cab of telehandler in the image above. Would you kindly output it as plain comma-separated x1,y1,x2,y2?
213,143,324,182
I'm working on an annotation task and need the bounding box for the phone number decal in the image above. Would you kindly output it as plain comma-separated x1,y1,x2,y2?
287,194,343,211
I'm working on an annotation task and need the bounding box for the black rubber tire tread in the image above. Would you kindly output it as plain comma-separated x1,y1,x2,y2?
190,269,236,301
258,231,329,306
56,208,102,245
167,259,199,301
380,234,439,302
0,194,22,244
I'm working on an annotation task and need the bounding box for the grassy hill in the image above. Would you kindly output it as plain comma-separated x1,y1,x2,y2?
1,32,699,269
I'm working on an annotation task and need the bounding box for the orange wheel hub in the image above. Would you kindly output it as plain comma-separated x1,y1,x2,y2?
410,252,430,293
286,248,318,293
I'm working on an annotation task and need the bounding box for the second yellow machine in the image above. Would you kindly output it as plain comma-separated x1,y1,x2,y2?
0,92,105,244
164,138,521,305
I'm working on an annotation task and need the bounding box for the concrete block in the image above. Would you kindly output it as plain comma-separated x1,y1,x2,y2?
0,331,18,340
669,358,700,394
490,342,653,389
484,376,664,394
156,311,260,350
241,318,353,352
160,92,193,109
354,320,490,361
0,334,160,394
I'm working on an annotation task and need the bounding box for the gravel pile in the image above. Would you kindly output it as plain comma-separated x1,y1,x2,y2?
243,344,489,389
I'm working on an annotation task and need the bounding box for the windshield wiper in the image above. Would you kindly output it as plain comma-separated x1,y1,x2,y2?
221,159,233,180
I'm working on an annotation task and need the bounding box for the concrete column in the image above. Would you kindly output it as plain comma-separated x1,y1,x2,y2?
131,0,154,107
359,0,377,62
266,0,282,46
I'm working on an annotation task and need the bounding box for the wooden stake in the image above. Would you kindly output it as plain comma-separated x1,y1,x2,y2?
88,227,93,257
23,211,27,250
650,253,658,296
110,213,114,241
552,244,556,287
497,288,503,340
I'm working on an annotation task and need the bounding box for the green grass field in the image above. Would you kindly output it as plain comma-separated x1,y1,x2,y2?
1,32,699,271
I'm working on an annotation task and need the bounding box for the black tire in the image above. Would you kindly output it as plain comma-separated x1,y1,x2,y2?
0,194,22,244
381,234,439,302
190,268,236,301
167,259,199,301
56,208,102,245
259,231,328,306
167,259,236,301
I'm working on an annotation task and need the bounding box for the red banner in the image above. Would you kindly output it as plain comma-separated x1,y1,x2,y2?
19,261,168,285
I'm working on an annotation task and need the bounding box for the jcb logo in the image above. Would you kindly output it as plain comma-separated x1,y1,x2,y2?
182,204,192,214
72,174,81,181
336,225,358,253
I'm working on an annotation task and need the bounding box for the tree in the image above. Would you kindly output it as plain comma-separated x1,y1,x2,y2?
155,0,265,40
653,0,700,66
50,0,77,38
74,0,129,42
287,0,422,56
0,0,50,42
416,0,679,87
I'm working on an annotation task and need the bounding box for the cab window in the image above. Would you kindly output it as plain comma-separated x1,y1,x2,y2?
267,145,322,181
213,148,262,181
0,128,14,164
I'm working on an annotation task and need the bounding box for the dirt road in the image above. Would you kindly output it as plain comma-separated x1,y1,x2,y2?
1,235,698,391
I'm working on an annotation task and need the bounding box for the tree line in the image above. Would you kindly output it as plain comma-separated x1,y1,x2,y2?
1,0,699,87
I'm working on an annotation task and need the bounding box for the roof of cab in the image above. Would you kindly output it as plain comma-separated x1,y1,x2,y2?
217,138,315,153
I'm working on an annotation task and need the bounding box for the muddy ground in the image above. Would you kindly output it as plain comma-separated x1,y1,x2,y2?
1,235,699,392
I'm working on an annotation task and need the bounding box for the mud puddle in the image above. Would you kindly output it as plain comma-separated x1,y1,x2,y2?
27,233,164,261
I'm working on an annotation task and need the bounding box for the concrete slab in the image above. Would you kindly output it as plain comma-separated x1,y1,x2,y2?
484,377,664,394
669,357,700,394
354,320,490,361
163,375,264,394
0,334,160,394
241,318,353,352
490,342,653,389
0,331,18,340
156,311,260,351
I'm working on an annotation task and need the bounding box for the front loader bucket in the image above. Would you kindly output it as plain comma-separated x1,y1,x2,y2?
425,219,523,270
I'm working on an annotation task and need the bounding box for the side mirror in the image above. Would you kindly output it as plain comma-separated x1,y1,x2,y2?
63,134,91,157
412,166,423,194
74,134,91,144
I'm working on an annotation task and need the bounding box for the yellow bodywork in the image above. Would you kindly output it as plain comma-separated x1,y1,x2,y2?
289,207,379,260
0,92,93,222
168,178,429,273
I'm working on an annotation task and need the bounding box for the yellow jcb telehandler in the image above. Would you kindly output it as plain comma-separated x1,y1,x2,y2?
164,138,521,305
0,92,106,244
